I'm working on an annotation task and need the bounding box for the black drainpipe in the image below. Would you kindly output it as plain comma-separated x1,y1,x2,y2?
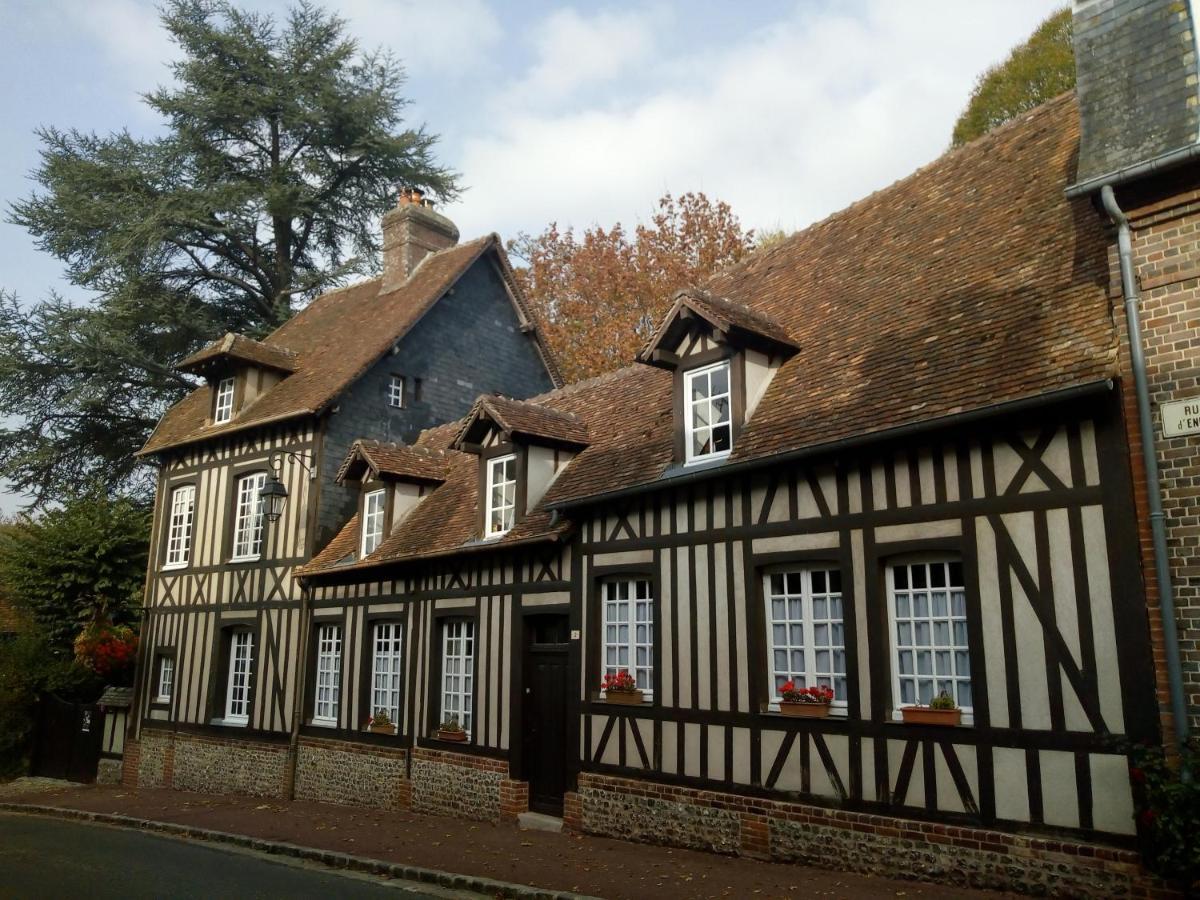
1100,184,1190,749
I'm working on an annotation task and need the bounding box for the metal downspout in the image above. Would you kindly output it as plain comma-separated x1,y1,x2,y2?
1100,185,1190,748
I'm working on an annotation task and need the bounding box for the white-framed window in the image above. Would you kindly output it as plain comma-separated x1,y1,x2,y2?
231,472,266,561
213,376,236,423
313,623,342,726
388,375,406,409
764,568,847,708
224,631,253,725
164,484,196,569
440,620,474,734
602,578,654,697
684,360,732,463
888,558,972,716
361,489,386,557
155,655,174,703
371,622,404,726
485,454,517,537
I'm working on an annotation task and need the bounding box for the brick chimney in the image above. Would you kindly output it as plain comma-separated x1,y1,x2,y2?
1071,0,1200,189
381,188,460,291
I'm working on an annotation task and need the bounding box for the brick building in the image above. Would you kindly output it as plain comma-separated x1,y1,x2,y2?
125,1,1198,895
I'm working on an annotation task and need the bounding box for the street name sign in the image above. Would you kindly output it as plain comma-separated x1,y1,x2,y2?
1161,397,1200,438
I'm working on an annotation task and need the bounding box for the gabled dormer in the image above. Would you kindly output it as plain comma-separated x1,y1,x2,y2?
638,289,798,466
336,440,450,560
453,395,588,539
176,332,298,426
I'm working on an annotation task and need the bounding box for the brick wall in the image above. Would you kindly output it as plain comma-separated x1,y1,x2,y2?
410,746,528,823
1124,182,1200,736
570,773,1171,898
294,737,409,809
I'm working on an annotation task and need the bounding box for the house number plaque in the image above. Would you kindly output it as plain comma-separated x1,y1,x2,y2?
1161,397,1200,438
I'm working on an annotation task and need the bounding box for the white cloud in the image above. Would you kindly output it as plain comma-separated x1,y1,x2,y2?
443,0,1065,243
513,7,662,106
331,0,502,77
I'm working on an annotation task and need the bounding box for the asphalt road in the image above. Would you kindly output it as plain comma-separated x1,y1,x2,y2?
0,813,464,899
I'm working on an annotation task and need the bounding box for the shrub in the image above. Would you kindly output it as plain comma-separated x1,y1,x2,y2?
1128,740,1200,890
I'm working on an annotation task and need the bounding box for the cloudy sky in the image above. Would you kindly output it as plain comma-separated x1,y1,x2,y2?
0,0,1063,510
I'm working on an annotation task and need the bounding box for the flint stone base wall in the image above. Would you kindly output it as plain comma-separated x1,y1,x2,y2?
410,747,526,823
135,727,288,798
295,737,408,809
96,758,123,785
570,773,1172,899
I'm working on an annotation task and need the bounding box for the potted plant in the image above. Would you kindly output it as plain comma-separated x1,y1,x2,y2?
436,715,468,742
900,691,962,726
367,709,396,735
778,681,834,717
601,670,643,705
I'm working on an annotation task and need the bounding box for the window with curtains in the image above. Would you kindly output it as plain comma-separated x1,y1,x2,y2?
164,484,195,568
601,578,654,697
313,623,342,726
231,472,266,560
223,631,253,725
763,568,847,707
440,620,474,734
887,558,972,713
370,622,404,726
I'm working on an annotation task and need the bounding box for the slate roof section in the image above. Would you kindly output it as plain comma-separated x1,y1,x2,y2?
454,394,589,450
177,332,298,374
139,235,561,456
336,439,451,484
302,93,1121,575
98,686,134,709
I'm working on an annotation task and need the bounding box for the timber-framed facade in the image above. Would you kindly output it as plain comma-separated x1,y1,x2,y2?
126,4,1200,894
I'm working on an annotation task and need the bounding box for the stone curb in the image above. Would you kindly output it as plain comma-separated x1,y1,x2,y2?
0,802,598,900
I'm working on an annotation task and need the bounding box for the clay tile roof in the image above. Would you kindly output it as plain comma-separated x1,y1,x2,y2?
540,93,1119,508
177,332,298,374
336,439,451,484
139,235,561,456
454,394,589,450
639,289,798,363
304,93,1122,568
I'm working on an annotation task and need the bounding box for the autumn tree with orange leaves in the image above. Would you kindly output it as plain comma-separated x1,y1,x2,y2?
509,193,756,383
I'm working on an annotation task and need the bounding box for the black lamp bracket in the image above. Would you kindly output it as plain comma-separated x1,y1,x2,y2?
268,449,317,480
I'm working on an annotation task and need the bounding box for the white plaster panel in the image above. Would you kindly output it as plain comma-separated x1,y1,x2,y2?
683,723,702,778
888,739,924,809
1090,753,1136,835
969,444,985,501
993,440,1025,493
713,545,731,711
1042,429,1073,490
976,520,1009,728
434,597,474,610
860,738,876,802
918,449,936,505
706,725,725,778
871,464,887,510
993,747,1031,822
751,532,839,555
893,455,912,509
819,469,838,516
1083,505,1122,732
1004,512,1052,730
1040,750,1080,829
732,727,751,784
934,743,978,814
732,547,750,713
874,520,961,544
694,544,712,709
944,447,961,502
675,546,692,706
760,730,792,789
847,469,862,515
1080,420,1100,486
661,720,678,776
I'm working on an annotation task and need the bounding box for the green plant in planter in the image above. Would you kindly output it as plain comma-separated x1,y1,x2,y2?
368,709,392,729
1127,739,1199,890
438,715,464,734
928,691,957,710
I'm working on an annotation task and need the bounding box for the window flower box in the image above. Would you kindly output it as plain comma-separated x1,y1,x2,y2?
437,727,468,742
367,710,396,735
777,682,833,717
900,692,962,726
601,671,643,705
779,700,831,718
368,723,396,735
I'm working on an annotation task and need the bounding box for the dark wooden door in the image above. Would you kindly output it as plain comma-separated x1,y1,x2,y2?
32,695,103,783
522,615,569,815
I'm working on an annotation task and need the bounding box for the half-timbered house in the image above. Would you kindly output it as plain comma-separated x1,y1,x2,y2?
127,2,1200,894
127,192,561,792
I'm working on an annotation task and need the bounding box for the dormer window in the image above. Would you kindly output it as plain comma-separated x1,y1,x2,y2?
486,454,517,537
361,489,386,556
685,360,732,463
214,377,236,423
